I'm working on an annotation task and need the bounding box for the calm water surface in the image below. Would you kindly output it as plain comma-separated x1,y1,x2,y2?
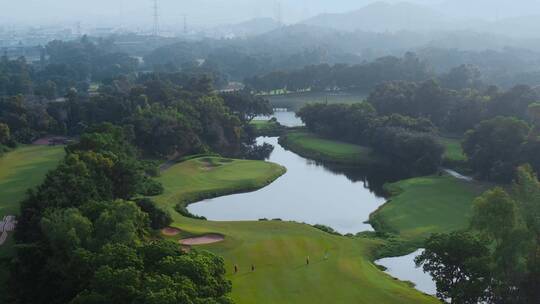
188,136,385,234
189,111,437,293
189,112,386,234
255,110,304,127
375,249,437,295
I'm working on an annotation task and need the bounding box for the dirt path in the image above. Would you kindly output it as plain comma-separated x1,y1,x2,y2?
179,234,225,245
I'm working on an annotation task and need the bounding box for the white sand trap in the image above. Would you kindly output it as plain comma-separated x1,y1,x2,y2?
161,227,182,236
179,234,224,245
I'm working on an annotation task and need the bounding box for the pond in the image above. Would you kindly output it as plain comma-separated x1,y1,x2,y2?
188,111,388,234
188,111,437,294
255,110,305,127
375,249,437,295
188,136,386,234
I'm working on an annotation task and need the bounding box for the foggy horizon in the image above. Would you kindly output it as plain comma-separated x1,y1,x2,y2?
2,0,540,29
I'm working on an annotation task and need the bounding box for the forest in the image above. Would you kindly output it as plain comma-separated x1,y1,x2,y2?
1,11,540,303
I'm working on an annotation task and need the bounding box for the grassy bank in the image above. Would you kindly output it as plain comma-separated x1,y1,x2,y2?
370,175,486,242
279,131,377,166
250,119,286,136
156,157,287,212
266,91,367,111
0,145,65,257
154,156,437,304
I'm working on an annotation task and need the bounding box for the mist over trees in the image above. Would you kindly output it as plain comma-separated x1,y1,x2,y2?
3,1,540,304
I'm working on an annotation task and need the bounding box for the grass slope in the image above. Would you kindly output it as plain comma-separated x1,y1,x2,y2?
438,137,468,172
370,175,485,242
0,145,65,257
154,157,437,304
279,131,377,165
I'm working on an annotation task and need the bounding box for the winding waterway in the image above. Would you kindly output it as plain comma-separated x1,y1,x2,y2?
189,135,385,233
188,111,436,294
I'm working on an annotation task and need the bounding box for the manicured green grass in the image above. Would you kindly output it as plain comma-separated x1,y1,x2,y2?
0,145,65,257
266,91,367,111
250,119,285,136
156,157,287,211
438,137,466,163
370,175,486,242
280,131,377,165
154,157,437,304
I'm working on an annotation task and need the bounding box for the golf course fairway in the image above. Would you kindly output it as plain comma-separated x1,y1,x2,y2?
279,131,377,165
370,175,485,242
154,157,438,304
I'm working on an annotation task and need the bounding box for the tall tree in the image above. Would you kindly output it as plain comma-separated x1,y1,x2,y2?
415,232,491,304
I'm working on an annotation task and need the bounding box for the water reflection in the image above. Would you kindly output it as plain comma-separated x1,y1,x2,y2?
189,137,389,234
298,159,407,197
375,249,437,295
256,110,304,127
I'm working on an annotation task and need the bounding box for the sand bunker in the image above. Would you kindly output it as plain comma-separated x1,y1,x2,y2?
179,234,224,245
161,227,182,236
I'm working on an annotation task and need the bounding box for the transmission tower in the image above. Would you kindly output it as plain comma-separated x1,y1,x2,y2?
75,22,82,37
182,15,188,34
152,0,160,37
275,1,283,26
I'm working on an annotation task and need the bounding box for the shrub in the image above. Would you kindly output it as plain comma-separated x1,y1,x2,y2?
136,198,172,230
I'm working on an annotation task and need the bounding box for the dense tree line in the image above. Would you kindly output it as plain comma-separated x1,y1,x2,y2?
296,84,540,182
142,25,540,89
417,47,540,89
144,36,362,83
368,79,539,135
245,53,433,93
417,165,540,303
0,37,138,99
0,71,272,159
8,124,233,304
366,79,540,182
296,102,443,176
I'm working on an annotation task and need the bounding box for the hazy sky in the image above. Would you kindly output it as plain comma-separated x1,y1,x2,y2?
0,0,441,28
1,0,539,29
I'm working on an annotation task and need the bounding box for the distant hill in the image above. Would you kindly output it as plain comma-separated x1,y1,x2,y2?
302,1,449,32
439,0,540,20
301,1,540,39
487,16,540,38
207,18,282,38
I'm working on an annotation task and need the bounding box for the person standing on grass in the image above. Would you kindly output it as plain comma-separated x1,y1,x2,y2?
324,250,329,261
306,256,310,265
234,264,238,274
251,264,255,272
